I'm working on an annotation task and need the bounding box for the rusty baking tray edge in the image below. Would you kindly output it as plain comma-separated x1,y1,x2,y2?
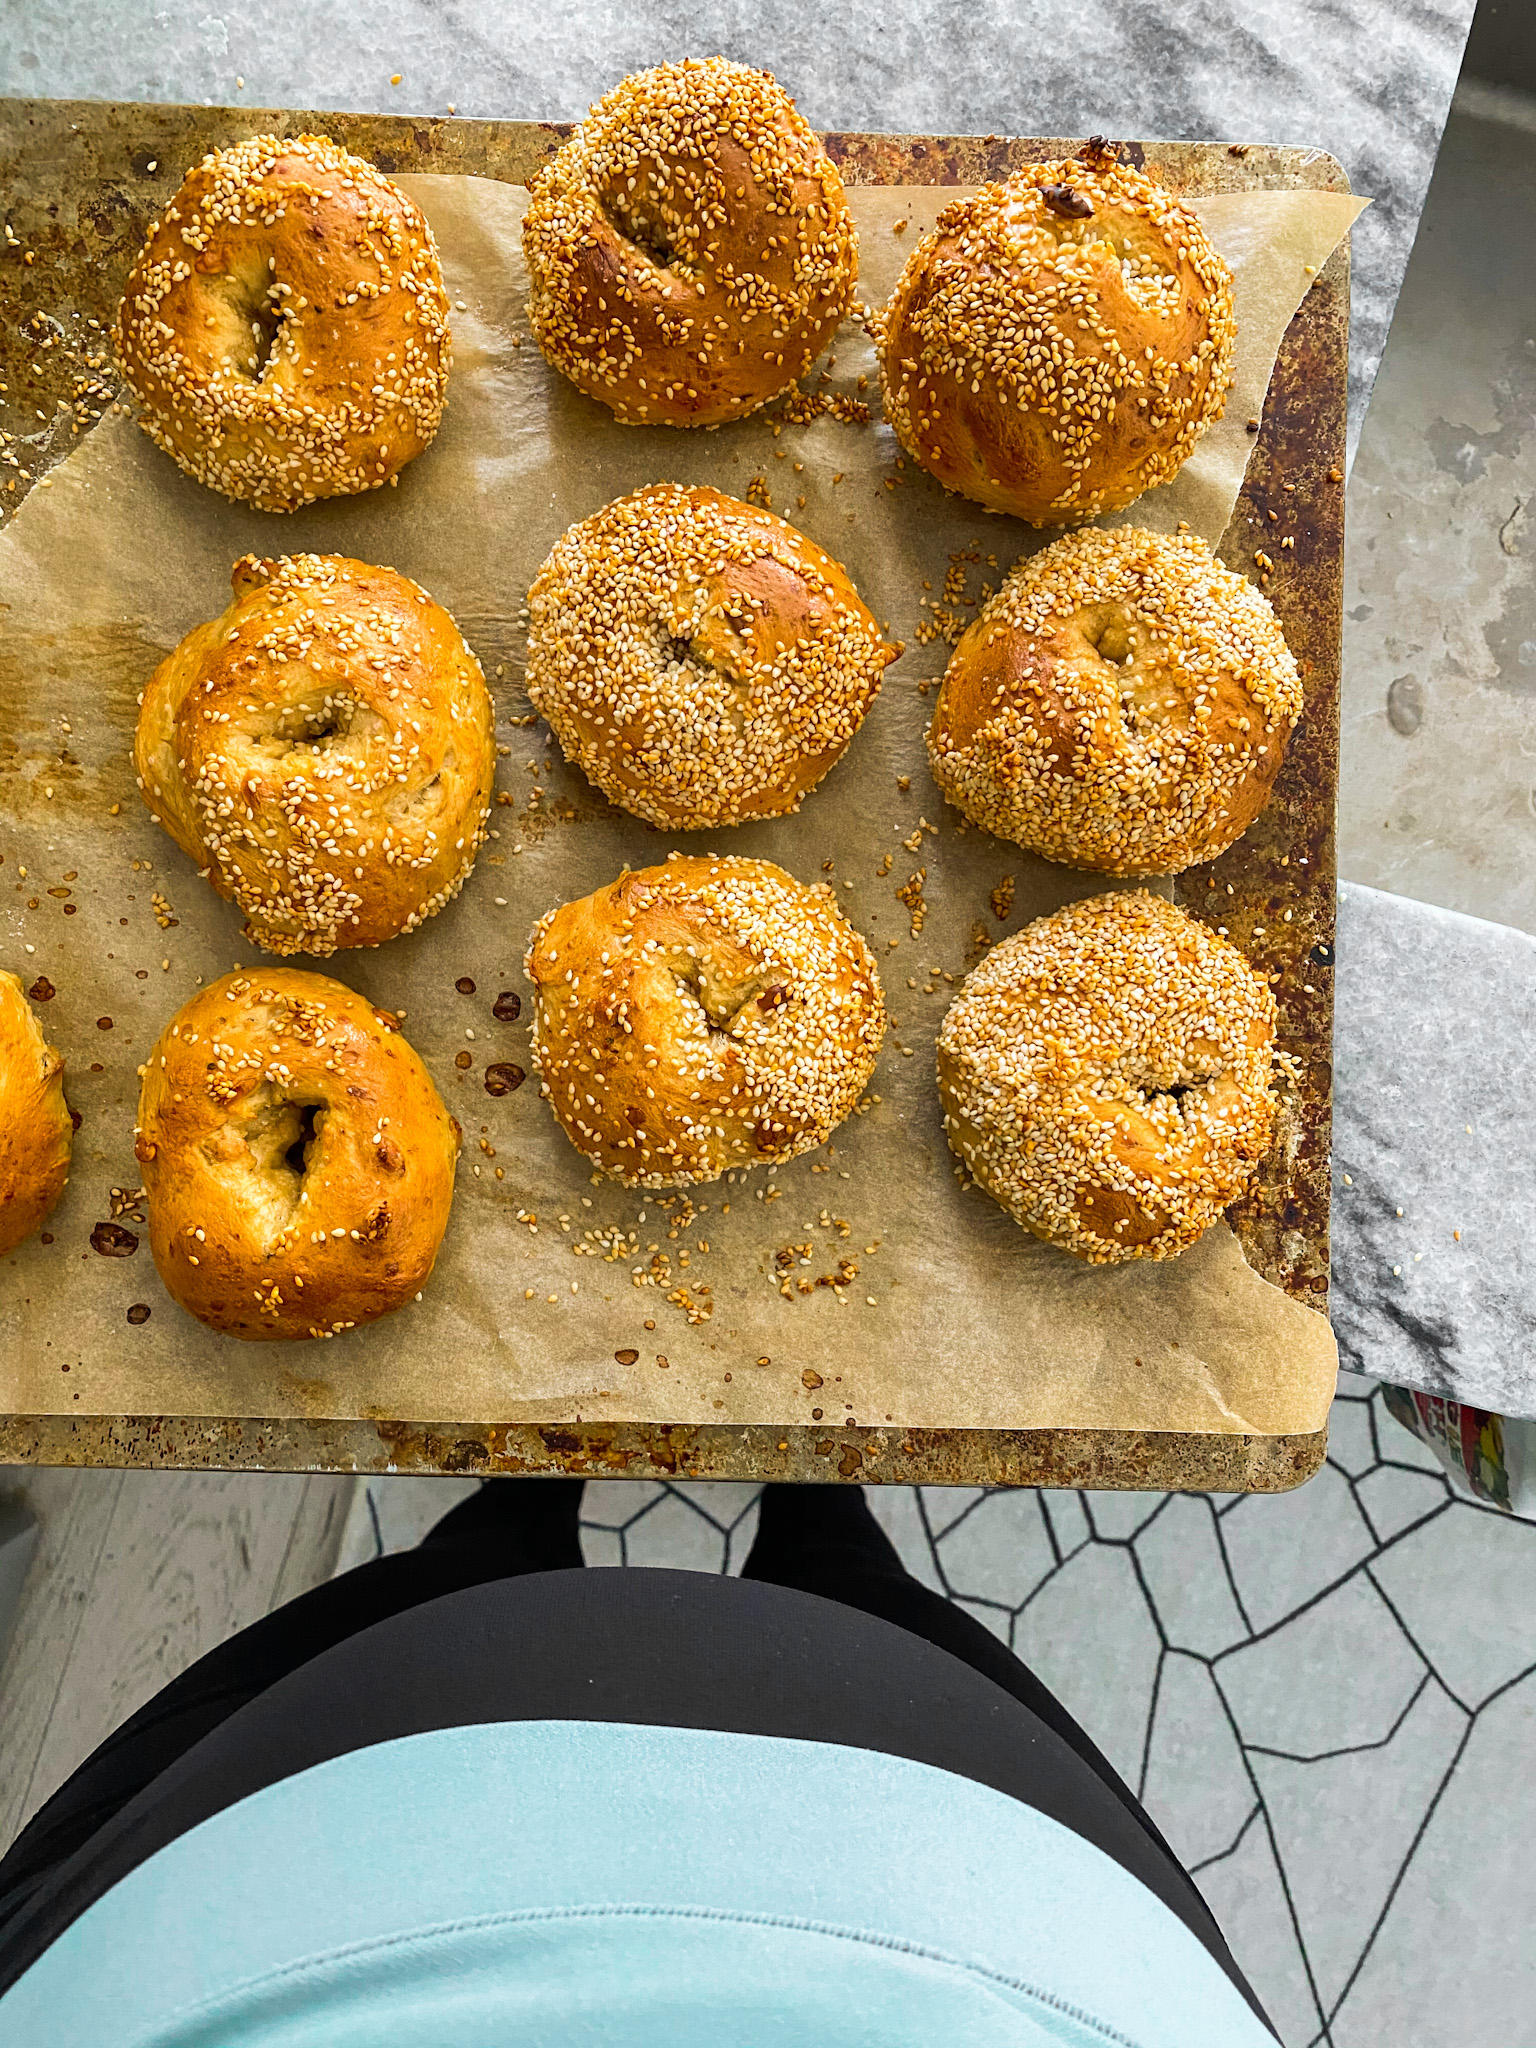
0,99,1341,1488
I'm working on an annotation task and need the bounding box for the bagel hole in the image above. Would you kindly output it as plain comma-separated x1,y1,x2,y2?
602,190,685,275
623,216,678,270
657,630,743,698
1141,1075,1219,1124
208,266,286,381
1083,604,1136,667
283,1101,325,1175
234,1090,328,1211
274,692,357,749
246,299,282,378
668,951,777,1034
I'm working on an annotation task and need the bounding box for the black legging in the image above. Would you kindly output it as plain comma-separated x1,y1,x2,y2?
0,1480,1272,2031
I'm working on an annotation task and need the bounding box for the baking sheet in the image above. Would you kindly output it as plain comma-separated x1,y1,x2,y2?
0,170,1358,1435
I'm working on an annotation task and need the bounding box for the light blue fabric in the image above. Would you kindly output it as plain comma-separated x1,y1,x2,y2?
0,1721,1271,2048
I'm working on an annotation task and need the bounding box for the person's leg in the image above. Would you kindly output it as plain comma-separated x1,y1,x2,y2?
0,1478,584,1928
741,1484,1172,1859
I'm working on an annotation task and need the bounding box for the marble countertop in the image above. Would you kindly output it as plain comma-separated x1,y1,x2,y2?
1333,885,1536,1420
3,0,1477,457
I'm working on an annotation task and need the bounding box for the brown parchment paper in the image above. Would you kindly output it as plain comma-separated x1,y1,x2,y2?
0,171,1362,1436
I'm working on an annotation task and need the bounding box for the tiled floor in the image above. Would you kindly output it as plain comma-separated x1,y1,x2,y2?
341,1376,1536,2048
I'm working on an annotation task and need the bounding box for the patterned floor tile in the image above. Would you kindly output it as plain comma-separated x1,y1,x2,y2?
1369,1501,1536,1709
1012,1542,1163,1785
953,1594,1013,1645
1352,1463,1451,1544
1194,1810,1326,2048
1134,1496,1252,1656
1324,1398,1378,1478
1139,1652,1256,1869
1083,1490,1172,1541
933,1490,1056,1607
1247,1675,1469,2015
580,1522,626,1568
578,1479,669,1531
1219,1464,1379,1635
1327,1670,1536,2048
916,1486,988,1541
1041,1489,1093,1558
587,1483,757,1575
1217,1576,1428,1754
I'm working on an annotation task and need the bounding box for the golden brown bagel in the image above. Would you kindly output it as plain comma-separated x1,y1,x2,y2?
135,554,495,957
527,854,885,1186
136,968,459,1339
937,891,1276,1262
522,58,857,427
527,484,894,829
880,149,1236,523
929,527,1301,875
113,134,451,511
0,971,72,1255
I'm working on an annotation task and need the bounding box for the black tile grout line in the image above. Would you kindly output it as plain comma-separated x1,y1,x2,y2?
1329,1455,1449,1551
1200,1492,1258,1638
914,1488,961,1599
1125,1540,1174,1804
1363,1563,1497,1720
1188,1799,1262,1877
1135,1645,1168,1806
920,1487,992,1546
1244,1670,1447,1764
1295,1656,1536,2044
1208,1499,1457,1666
1364,1387,1386,1468
1037,1486,1064,1570
1248,1768,1334,2043
1198,1646,1334,2043
1316,1713,1480,2037
1084,1491,1173,1545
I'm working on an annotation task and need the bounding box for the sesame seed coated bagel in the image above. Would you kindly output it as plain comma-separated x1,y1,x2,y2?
527,854,885,1187
526,484,895,830
136,969,460,1339
879,150,1236,523
135,554,495,958
522,58,858,427
929,527,1302,875
0,971,72,1256
113,134,451,512
937,891,1277,1262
